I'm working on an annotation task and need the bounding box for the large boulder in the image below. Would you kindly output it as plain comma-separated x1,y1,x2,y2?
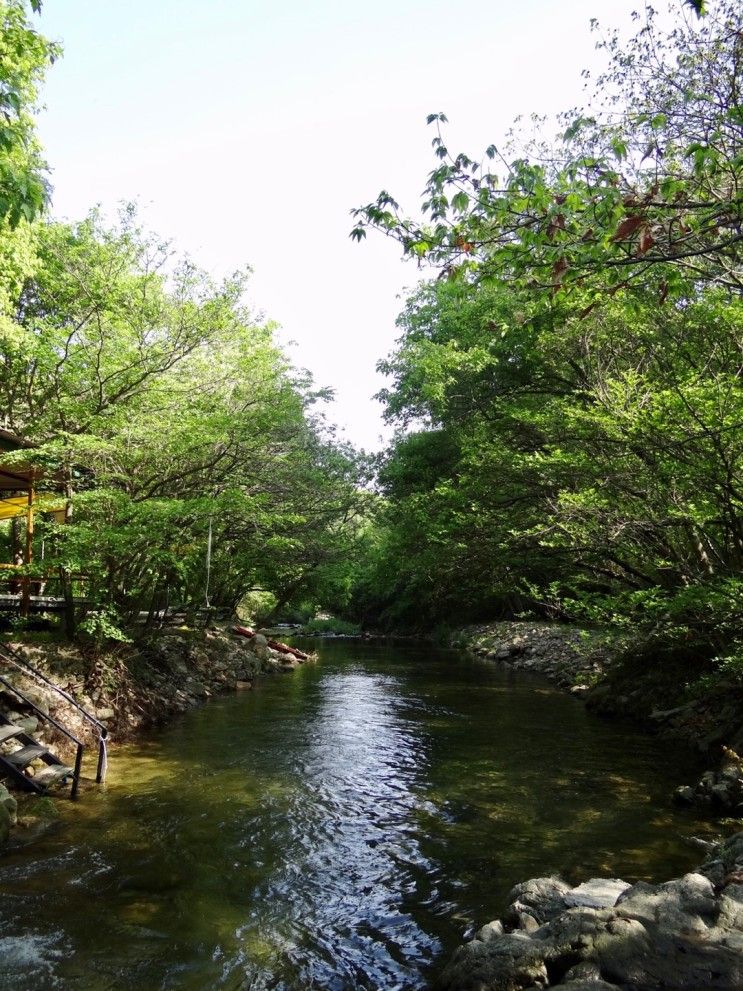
437,833,743,991
437,932,549,990
504,877,572,926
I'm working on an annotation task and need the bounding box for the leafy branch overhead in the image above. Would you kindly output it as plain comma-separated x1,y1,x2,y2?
351,1,742,300
0,0,59,227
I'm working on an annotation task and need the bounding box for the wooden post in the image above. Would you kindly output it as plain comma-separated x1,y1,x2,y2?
21,484,33,616
62,471,76,638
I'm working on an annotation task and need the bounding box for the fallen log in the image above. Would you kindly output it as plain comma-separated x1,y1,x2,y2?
232,626,310,661
266,638,309,660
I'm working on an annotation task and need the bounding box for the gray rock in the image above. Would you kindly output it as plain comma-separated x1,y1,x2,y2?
0,784,18,826
565,878,630,911
557,981,622,991
516,912,540,933
436,932,548,991
615,872,717,932
505,876,572,925
711,782,733,803
719,885,743,930
16,715,38,734
440,834,743,991
538,905,606,962
562,961,603,982
475,920,505,943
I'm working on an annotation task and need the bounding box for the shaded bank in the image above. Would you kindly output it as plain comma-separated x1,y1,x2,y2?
453,622,743,818
0,625,315,845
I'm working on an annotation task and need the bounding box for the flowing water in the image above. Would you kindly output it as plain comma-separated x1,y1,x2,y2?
0,640,718,990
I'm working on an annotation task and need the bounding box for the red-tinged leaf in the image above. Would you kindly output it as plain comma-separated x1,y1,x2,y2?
547,213,566,239
554,194,567,205
659,281,669,304
581,228,595,242
611,215,645,241
552,256,569,285
637,228,655,255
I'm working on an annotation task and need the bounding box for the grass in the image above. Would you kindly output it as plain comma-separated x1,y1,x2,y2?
301,617,361,636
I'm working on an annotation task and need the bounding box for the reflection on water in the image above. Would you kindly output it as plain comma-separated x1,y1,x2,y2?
0,641,717,990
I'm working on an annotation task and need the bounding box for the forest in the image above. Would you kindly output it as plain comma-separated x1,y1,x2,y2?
0,0,741,684
1,3,742,988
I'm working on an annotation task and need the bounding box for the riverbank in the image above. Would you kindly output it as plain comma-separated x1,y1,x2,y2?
0,625,315,842
438,831,743,991
452,622,743,817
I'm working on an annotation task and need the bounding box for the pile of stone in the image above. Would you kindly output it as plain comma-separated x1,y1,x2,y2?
437,833,743,990
676,748,743,817
0,626,316,751
235,630,313,676
454,622,610,691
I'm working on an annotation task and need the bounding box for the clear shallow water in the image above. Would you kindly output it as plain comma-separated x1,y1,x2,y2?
0,640,717,990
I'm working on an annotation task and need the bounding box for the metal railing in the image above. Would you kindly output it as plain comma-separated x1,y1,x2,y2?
0,568,89,614
0,643,108,799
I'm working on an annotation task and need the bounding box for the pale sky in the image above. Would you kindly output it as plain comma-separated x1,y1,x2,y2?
35,0,641,450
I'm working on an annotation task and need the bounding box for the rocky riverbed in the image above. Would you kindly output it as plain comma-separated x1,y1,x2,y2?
438,831,743,991
453,622,743,818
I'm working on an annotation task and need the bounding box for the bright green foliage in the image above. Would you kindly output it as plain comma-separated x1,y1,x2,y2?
354,276,742,655
350,2,742,667
352,2,742,299
0,1,58,227
1,210,366,628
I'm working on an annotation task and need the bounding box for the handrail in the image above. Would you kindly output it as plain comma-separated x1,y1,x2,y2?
0,643,109,794
0,671,85,799
0,643,107,737
0,673,84,748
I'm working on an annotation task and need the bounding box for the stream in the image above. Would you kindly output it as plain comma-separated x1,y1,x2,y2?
0,639,717,990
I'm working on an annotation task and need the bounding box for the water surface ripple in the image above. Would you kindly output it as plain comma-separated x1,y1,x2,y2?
0,641,715,990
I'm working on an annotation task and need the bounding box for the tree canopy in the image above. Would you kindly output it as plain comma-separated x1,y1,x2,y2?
347,1,742,678
1,210,367,631
352,1,742,298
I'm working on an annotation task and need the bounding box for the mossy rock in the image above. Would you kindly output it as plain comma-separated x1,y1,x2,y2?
20,796,59,820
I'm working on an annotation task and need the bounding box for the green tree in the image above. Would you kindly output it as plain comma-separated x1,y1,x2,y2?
0,0,58,227
1,210,366,629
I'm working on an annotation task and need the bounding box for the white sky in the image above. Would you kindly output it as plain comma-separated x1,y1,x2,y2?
35,0,642,450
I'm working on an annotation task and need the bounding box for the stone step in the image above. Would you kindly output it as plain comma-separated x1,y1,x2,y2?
34,765,74,788
0,724,23,745
4,744,49,768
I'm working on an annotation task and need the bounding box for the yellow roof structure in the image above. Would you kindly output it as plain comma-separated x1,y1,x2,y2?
0,494,65,522
0,428,38,491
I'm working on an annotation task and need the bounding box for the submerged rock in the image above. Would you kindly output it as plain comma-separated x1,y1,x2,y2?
437,832,743,990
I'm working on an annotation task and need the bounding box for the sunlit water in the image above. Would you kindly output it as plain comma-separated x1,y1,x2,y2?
0,640,717,990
